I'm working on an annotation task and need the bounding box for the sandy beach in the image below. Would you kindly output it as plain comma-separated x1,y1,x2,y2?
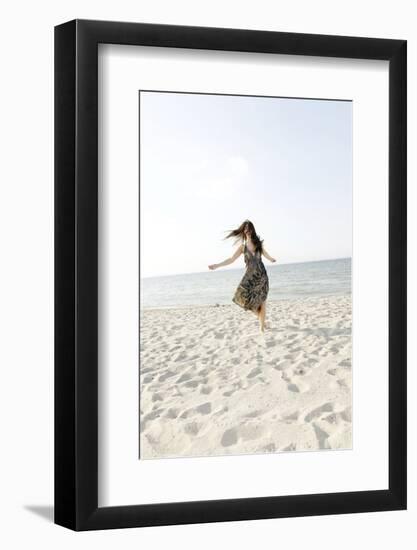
140,294,352,459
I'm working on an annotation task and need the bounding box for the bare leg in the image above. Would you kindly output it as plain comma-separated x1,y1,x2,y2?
258,302,266,332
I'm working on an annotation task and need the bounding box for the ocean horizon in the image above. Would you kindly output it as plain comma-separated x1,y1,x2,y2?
141,257,352,310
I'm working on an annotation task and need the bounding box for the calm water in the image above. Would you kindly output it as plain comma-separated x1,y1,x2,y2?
141,258,351,309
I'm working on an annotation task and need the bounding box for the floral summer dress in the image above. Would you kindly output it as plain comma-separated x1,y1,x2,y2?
232,242,269,312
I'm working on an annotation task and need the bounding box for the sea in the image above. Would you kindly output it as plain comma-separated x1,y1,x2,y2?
141,257,351,310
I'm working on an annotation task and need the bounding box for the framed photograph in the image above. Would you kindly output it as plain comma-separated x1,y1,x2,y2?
55,20,406,530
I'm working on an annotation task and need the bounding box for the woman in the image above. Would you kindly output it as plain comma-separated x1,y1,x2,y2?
208,220,276,332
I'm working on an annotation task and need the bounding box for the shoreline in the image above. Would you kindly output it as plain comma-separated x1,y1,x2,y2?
141,291,352,312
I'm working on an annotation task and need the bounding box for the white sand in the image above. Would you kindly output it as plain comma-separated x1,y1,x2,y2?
140,295,352,459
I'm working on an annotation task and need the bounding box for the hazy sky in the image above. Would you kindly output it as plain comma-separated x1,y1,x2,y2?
140,91,352,278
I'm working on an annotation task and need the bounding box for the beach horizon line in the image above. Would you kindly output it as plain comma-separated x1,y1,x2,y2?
142,256,352,280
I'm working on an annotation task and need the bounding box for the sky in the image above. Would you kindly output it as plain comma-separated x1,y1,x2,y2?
140,91,352,278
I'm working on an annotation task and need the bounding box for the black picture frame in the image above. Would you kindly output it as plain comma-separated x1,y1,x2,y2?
55,19,407,531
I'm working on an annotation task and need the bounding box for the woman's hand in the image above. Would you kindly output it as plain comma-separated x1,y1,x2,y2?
209,246,243,271
262,246,277,263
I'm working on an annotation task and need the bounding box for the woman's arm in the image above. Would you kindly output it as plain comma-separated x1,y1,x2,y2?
208,244,243,270
262,246,277,263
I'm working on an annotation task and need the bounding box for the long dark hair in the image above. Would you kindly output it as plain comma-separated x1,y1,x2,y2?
225,220,263,253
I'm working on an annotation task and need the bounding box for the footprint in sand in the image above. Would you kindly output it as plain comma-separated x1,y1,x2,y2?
151,392,163,402
179,408,194,419
304,402,333,422
245,409,266,419
340,406,352,422
158,370,175,383
221,427,238,447
141,367,154,375
185,379,200,389
184,421,201,436
196,402,212,415
141,409,163,431
169,345,182,352
247,367,262,379
273,360,291,371
165,408,180,419
312,423,331,449
176,372,192,384
173,351,188,362
287,381,309,393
